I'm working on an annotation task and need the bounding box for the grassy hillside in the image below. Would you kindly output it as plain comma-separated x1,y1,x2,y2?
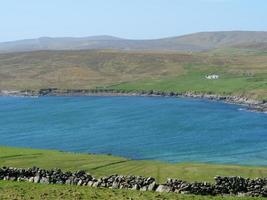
0,50,188,90
0,146,267,200
0,49,267,100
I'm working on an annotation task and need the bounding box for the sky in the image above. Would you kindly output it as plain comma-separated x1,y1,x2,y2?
0,0,267,42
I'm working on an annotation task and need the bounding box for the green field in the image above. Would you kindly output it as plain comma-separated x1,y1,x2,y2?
109,49,267,100
0,146,267,199
0,49,267,100
110,66,267,100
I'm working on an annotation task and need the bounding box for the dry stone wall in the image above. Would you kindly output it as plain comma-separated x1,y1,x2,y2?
0,167,266,197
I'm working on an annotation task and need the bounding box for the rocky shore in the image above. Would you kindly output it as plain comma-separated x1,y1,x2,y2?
1,88,266,113
0,167,266,197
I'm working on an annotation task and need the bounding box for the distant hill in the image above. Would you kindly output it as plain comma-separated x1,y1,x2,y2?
1,31,267,53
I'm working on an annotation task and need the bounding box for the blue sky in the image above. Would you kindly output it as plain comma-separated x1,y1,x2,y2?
0,0,267,42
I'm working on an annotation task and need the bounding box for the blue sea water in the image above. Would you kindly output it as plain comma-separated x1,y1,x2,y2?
0,96,266,165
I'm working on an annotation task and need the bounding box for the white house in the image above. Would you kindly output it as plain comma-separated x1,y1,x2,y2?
205,74,219,80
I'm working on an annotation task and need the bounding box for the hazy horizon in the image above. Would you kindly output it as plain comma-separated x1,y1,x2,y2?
1,0,267,42
2,30,267,43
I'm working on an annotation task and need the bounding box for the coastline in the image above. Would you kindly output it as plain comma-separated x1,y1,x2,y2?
0,88,266,113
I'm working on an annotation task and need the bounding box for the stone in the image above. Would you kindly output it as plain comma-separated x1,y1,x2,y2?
40,177,49,184
17,177,24,182
33,176,40,183
9,177,17,181
111,182,120,189
28,177,34,183
87,181,94,187
148,181,157,191
82,181,89,186
131,184,140,190
77,180,83,186
140,186,148,191
92,181,100,188
73,178,79,185
237,192,249,197
156,185,172,193
56,180,64,184
181,191,191,195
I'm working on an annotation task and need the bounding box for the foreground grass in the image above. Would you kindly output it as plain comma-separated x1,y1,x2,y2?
1,146,267,183
1,181,266,200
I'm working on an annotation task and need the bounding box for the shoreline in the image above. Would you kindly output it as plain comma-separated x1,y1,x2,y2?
0,88,266,113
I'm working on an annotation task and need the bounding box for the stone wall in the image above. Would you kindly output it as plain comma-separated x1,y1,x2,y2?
0,167,266,197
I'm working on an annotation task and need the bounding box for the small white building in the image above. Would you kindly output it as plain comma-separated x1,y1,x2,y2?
205,74,219,80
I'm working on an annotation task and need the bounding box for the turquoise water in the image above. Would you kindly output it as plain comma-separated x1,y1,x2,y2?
0,96,267,165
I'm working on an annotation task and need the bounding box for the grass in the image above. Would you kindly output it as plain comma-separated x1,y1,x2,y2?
0,49,267,100
0,146,267,199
